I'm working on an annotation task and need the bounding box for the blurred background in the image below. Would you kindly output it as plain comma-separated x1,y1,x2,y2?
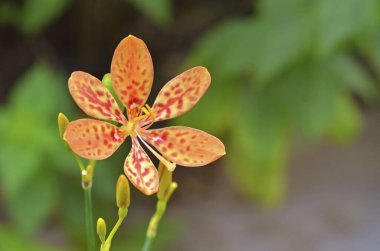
1,0,380,250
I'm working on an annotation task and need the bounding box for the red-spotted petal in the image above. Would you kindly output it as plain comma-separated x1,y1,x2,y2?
141,126,225,167
111,35,154,110
124,137,159,195
152,66,211,121
68,71,126,124
63,119,126,160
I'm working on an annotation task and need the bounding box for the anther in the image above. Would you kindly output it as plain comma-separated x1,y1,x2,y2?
133,104,156,124
145,104,156,122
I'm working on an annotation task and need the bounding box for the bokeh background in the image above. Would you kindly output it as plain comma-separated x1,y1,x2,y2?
1,0,380,250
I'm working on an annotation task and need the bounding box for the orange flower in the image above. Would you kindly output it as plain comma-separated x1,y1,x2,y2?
64,35,225,195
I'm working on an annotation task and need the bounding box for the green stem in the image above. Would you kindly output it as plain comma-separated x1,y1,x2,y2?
106,218,123,243
141,236,154,251
141,182,177,251
62,124,95,250
141,202,166,251
74,153,85,171
83,161,96,251
84,187,96,251
101,208,128,251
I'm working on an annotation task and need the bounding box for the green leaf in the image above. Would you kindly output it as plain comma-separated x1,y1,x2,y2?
316,0,380,56
357,32,380,79
227,91,290,206
187,13,312,86
7,173,58,235
20,0,71,35
275,62,341,140
259,0,314,21
186,17,256,78
9,62,70,117
329,54,377,100
129,0,172,26
251,16,312,84
9,63,70,150
0,145,41,198
327,94,362,144
0,62,74,235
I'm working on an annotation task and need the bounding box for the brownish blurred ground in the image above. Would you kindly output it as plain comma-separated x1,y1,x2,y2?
167,106,380,251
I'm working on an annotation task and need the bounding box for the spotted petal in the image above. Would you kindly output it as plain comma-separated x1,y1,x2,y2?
68,71,126,124
63,119,126,160
111,35,154,110
124,137,159,195
152,67,211,121
141,126,225,167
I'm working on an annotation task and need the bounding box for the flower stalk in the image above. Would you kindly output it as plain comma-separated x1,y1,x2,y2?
58,113,97,251
82,163,96,251
142,162,178,251
98,175,130,251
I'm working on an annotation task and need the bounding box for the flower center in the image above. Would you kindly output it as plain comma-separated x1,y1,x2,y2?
121,104,156,136
133,104,156,130
120,121,136,137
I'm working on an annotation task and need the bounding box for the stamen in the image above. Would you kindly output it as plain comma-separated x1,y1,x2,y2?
137,135,176,172
141,106,149,115
133,104,155,123
139,104,156,129
133,114,149,122
145,104,156,122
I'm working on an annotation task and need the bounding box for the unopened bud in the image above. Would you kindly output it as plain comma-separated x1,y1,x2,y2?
157,162,173,201
116,175,130,209
102,73,112,88
102,73,123,109
57,113,69,139
97,218,107,243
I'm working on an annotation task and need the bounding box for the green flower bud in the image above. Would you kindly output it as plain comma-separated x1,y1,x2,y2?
57,113,69,139
116,175,130,209
102,73,123,109
97,218,107,243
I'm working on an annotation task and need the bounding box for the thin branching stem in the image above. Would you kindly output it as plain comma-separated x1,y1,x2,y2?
84,186,96,251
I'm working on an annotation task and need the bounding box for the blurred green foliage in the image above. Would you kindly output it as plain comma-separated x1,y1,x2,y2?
0,62,74,234
129,0,173,26
0,226,70,251
179,0,380,205
0,0,172,35
0,0,72,35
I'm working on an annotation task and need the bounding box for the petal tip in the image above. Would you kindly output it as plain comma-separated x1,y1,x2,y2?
198,66,210,76
69,71,85,80
127,34,136,39
125,34,143,43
